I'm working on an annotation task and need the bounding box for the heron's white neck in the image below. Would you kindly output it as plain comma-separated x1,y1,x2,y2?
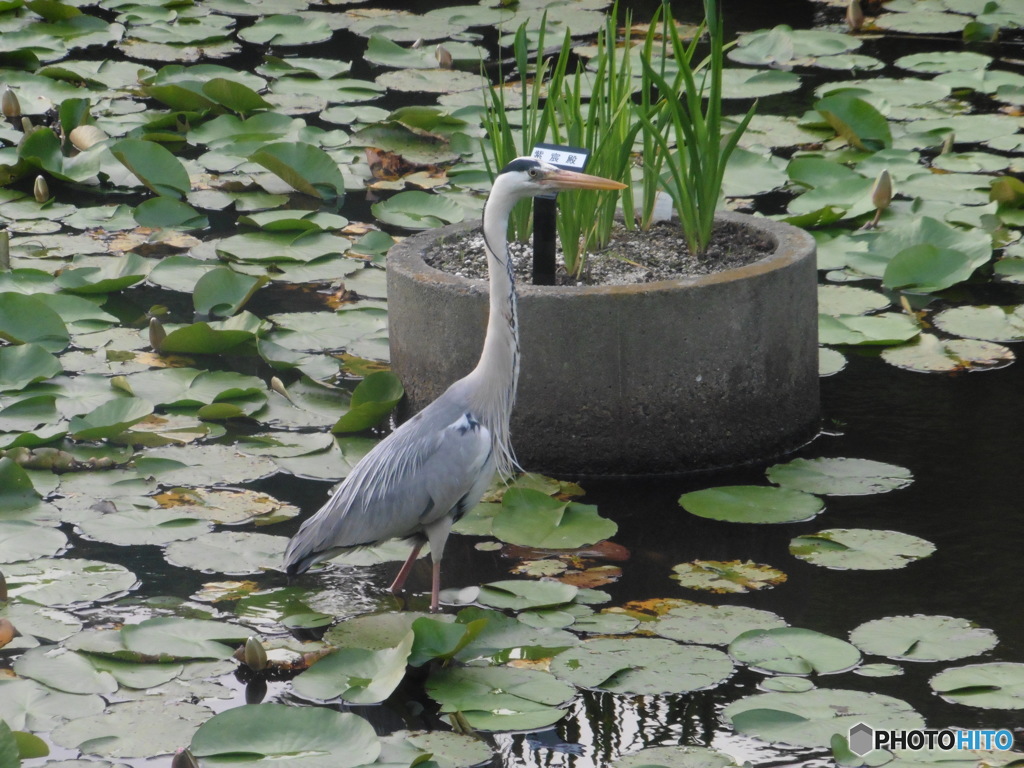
466,181,522,479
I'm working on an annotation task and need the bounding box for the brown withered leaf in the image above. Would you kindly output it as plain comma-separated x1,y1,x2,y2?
557,565,621,589
365,148,448,186
0,618,18,649
503,540,630,562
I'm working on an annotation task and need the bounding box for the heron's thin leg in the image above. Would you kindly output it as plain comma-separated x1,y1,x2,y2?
429,558,442,612
389,541,423,595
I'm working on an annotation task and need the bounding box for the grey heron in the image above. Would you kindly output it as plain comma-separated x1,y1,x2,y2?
283,157,626,611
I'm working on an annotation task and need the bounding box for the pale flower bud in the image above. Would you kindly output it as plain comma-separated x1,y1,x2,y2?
435,44,453,69
871,169,892,212
845,0,865,32
1,88,20,119
33,175,49,203
940,131,955,155
243,636,267,671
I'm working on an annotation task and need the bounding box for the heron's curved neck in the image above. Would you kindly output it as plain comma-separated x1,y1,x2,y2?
467,184,521,478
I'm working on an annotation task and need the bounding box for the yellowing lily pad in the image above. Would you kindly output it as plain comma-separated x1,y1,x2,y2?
671,560,787,594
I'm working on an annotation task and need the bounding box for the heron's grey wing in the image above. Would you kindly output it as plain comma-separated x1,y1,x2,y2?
283,395,493,574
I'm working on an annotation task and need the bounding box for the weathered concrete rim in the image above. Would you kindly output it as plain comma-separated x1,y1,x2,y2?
390,210,816,295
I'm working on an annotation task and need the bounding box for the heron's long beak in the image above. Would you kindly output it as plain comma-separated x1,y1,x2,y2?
542,168,627,191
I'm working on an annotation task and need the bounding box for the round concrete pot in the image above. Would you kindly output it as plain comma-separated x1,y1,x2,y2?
386,211,819,476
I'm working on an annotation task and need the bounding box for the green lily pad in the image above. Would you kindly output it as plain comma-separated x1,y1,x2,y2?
0,292,69,352
729,627,861,675
193,267,268,317
238,15,332,46
651,601,788,646
815,93,892,151
292,631,413,704
249,141,346,200
5,557,137,606
856,663,904,678
110,138,190,198
121,617,250,661
679,485,824,524
55,252,153,295
789,528,936,570
929,662,1024,709
476,579,578,611
377,730,493,768
491,487,617,548
0,344,62,391
0,678,104,732
819,313,921,346
13,647,118,695
883,243,979,293
77,505,210,546
818,285,890,316
450,607,578,663
551,637,734,695
850,615,998,662
933,304,1024,342
881,334,1014,373
426,665,576,732
611,745,740,768
163,529,285,574
51,699,211,759
724,689,924,748
68,397,154,440
330,371,403,433
0,520,66,562
371,190,468,230
766,457,913,495
156,312,264,355
671,560,787,594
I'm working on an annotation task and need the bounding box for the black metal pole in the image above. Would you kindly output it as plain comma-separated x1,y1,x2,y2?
533,196,557,286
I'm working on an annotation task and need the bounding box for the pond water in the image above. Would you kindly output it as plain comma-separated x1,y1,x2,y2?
2,0,1024,765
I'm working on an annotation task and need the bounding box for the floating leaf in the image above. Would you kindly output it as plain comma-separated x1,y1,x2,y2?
552,636,734,695
0,344,62,390
0,293,69,352
850,615,998,662
13,647,117,695
0,678,104,732
426,665,575,732
134,196,208,229
476,579,578,611
818,285,890,316
249,141,346,200
883,244,978,293
671,560,787,594
371,190,468,230
612,745,740,768
767,457,913,495
491,487,617,548
0,520,66,562
330,371,403,433
164,530,286,574
110,138,190,198
68,397,154,440
725,689,923,748
818,313,921,346
121,617,250,661
729,627,861,675
5,557,137,606
679,485,823,524
881,334,1014,373
933,304,1024,342
651,601,788,646
789,528,936,570
292,631,413,704
51,699,210,759
929,662,1024,709
193,267,268,317
815,94,891,151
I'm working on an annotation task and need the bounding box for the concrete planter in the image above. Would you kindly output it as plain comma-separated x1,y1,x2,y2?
386,211,819,476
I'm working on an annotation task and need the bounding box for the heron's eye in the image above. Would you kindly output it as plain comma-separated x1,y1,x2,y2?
528,168,540,178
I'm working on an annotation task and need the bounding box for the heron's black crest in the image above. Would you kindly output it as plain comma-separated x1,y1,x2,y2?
500,157,543,176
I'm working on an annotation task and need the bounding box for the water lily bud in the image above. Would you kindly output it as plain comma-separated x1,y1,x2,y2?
243,636,267,671
411,37,424,49
69,124,107,151
845,0,865,32
1,88,20,119
0,618,17,649
270,376,290,400
0,229,9,271
940,131,955,155
871,169,892,212
33,175,49,203
0,569,7,601
20,117,31,133
149,316,166,351
435,44,453,69
171,748,199,768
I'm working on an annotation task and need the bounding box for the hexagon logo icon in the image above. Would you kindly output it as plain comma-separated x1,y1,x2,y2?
849,722,874,756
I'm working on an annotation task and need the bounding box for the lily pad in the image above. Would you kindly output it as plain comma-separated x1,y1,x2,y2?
51,699,210,759
790,528,936,570
477,579,578,611
121,617,250,661
551,637,734,695
0,292,69,352
818,313,921,346
13,647,118,695
426,664,576,732
611,745,740,768
881,334,1014,373
5,557,137,606
292,631,413,704
724,689,924,748
766,457,913,495
192,267,268,317
491,487,617,548
929,662,1024,709
671,560,787,594
330,370,404,433
163,530,286,575
679,485,823,524
0,344,62,391
729,627,861,675
0,678,104,732
932,304,1024,342
0,520,66,562
850,615,998,662
651,601,788,646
